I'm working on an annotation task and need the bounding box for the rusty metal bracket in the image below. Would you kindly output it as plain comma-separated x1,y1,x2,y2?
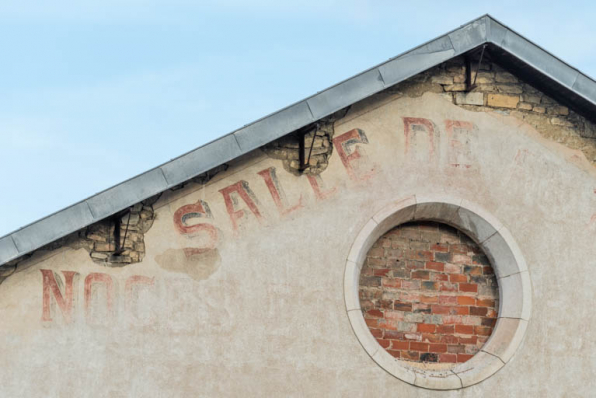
465,45,486,92
299,123,320,172
112,209,132,256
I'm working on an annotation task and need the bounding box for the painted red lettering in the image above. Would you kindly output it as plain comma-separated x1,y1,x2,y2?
125,275,155,298
307,175,337,201
219,181,263,231
84,273,115,318
258,167,303,215
445,120,475,169
333,128,373,181
41,269,78,323
173,199,219,256
402,117,439,163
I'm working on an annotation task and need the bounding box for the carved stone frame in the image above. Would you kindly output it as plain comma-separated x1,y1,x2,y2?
344,195,531,390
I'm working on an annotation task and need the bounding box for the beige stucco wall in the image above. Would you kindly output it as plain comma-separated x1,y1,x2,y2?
1,93,595,397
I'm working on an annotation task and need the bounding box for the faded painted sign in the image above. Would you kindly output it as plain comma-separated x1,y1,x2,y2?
0,93,594,396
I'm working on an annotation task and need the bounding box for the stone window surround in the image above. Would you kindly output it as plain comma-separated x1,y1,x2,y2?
344,195,532,390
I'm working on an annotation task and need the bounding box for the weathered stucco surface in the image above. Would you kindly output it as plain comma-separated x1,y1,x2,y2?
1,91,595,397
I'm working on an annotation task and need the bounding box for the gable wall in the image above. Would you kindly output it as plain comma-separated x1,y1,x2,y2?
0,57,595,396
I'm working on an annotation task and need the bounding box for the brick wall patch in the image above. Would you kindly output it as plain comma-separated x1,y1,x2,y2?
358,221,498,365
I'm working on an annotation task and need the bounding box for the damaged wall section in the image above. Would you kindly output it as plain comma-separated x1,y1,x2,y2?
262,116,338,176
262,51,596,178
381,53,596,166
85,201,156,264
2,49,596,284
0,166,230,283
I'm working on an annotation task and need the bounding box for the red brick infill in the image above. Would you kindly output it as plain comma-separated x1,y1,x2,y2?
359,222,498,364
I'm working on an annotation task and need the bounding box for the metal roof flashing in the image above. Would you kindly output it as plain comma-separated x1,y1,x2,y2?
2,14,596,267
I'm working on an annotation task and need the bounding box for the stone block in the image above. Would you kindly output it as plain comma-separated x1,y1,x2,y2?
482,318,528,363
129,251,140,261
451,207,498,244
547,105,569,116
94,242,116,252
121,213,140,225
452,351,504,387
474,72,494,84
372,196,417,237
431,75,454,85
86,232,107,242
440,93,454,103
443,84,467,92
476,84,497,92
517,102,533,111
521,94,541,104
344,260,361,311
487,94,519,109
481,232,520,279
413,195,462,222
455,92,484,106
496,85,523,94
495,72,518,83
414,370,462,390
91,252,109,260
550,117,574,127
498,271,532,320
110,255,132,264
347,219,380,267
348,310,380,356
371,350,416,385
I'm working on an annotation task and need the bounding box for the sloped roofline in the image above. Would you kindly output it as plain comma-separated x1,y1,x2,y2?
2,14,595,266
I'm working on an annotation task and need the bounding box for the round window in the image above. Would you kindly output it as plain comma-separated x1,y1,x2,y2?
359,221,498,367
344,196,531,389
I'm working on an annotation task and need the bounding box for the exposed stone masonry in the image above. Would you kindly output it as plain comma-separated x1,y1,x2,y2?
0,200,157,273
388,54,596,166
359,222,498,365
0,166,232,279
266,52,596,178
262,120,334,176
84,202,155,265
2,51,596,281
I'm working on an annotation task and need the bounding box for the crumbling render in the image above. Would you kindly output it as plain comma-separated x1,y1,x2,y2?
84,199,157,265
262,120,335,176
265,52,596,178
3,52,596,283
261,108,352,176
384,54,596,166
0,165,229,283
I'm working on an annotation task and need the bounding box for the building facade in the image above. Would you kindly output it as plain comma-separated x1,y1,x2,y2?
0,16,595,396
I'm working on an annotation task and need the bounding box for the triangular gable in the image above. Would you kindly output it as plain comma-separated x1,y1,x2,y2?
2,14,596,266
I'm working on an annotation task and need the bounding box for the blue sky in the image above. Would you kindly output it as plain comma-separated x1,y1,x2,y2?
1,1,595,236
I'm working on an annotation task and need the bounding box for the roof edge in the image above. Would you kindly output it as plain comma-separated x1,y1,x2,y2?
2,14,596,266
